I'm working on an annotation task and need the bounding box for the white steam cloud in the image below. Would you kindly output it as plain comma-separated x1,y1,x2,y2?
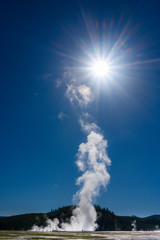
32,218,60,232
66,84,93,106
64,70,94,107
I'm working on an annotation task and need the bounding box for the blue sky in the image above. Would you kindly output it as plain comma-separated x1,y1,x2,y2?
1,0,160,217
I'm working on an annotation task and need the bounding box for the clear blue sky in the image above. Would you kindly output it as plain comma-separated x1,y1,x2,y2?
1,0,160,217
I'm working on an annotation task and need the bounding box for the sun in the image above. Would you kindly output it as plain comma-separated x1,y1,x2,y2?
90,58,111,78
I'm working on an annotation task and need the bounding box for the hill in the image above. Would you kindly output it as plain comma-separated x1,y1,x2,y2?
146,215,160,220
0,206,159,231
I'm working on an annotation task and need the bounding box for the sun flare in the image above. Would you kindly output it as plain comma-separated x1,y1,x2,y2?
90,59,111,78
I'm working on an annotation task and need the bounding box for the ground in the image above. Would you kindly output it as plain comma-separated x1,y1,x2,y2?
0,231,160,240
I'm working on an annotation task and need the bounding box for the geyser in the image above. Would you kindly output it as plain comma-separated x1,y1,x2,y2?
32,121,111,232
62,122,111,231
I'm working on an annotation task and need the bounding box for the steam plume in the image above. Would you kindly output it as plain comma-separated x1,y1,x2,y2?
131,220,137,231
62,121,111,231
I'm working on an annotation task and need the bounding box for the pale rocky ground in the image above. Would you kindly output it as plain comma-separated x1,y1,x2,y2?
0,231,160,240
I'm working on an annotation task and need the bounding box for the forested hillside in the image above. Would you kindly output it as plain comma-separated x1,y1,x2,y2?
0,206,159,231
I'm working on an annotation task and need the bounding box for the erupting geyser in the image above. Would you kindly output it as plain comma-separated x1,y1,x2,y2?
62,122,111,231
32,121,111,232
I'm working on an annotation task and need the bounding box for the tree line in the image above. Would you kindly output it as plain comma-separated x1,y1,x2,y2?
0,205,159,231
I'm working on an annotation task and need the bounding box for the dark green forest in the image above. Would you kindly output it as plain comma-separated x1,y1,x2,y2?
0,205,160,231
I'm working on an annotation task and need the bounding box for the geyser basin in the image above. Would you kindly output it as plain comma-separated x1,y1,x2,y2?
1,230,160,240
